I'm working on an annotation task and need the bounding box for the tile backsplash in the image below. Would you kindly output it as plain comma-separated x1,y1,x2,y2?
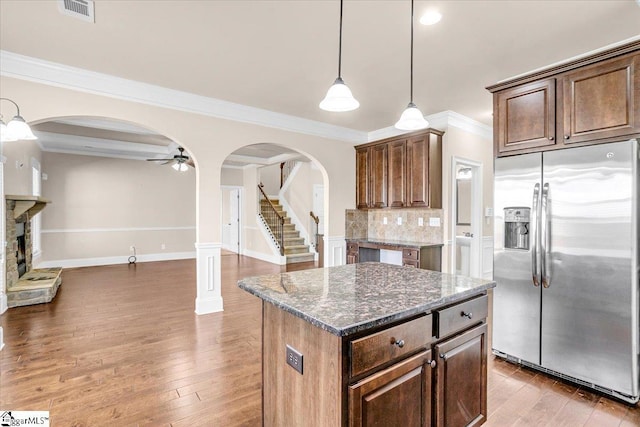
345,208,443,243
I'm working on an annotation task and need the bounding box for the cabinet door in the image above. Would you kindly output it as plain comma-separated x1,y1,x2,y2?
562,54,640,144
387,140,407,208
496,78,556,155
406,135,432,207
434,323,487,427
356,148,371,209
347,253,359,264
349,351,432,427
370,144,388,208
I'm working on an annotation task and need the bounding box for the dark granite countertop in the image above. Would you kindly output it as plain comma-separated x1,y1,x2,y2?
238,262,495,337
346,238,443,249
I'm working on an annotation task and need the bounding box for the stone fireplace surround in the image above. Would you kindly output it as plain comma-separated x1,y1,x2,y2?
5,196,61,307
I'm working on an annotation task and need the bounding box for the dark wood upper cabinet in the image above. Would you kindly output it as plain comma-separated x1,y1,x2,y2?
495,79,556,154
562,54,640,144
370,144,388,208
356,147,370,209
387,140,407,208
355,129,443,210
488,41,639,157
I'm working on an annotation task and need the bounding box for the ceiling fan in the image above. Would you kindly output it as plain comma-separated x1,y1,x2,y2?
146,147,193,172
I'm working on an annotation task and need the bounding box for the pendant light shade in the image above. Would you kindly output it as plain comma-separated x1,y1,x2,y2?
395,102,429,130
0,98,38,142
320,0,359,112
320,77,360,112
395,0,429,131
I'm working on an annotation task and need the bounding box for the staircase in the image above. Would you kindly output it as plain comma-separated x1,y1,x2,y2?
260,198,315,264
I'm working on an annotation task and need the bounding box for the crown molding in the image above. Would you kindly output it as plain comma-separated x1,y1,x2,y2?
0,50,368,145
367,110,492,142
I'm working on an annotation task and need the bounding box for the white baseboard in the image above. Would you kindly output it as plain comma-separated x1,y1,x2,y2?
36,251,196,269
242,249,286,265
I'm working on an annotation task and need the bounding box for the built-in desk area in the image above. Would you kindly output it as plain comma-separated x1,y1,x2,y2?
346,239,443,271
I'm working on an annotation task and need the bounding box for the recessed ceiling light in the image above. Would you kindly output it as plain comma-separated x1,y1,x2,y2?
420,10,442,25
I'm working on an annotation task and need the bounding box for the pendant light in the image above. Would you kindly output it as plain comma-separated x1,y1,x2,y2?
395,0,429,130
319,0,359,112
0,98,37,142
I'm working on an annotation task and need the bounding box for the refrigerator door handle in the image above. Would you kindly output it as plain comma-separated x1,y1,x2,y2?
541,183,551,288
531,183,541,287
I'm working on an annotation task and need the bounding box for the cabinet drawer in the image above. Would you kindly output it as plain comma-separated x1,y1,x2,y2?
435,295,488,338
350,315,432,378
402,248,419,260
347,243,359,252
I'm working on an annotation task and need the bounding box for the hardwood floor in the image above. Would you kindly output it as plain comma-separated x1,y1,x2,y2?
1,255,639,426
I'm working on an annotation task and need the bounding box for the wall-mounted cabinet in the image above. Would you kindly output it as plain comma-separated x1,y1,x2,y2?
489,41,640,157
355,129,443,209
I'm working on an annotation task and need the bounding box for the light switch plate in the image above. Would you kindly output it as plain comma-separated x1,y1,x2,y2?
418,217,424,227
383,217,388,225
429,217,441,227
397,217,402,225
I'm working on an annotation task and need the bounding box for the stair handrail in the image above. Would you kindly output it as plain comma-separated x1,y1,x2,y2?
258,183,285,256
310,211,319,253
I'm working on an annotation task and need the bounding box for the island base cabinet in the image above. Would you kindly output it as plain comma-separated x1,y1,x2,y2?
349,350,433,427
434,323,487,427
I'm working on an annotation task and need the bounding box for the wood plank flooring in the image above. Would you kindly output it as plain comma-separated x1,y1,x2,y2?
1,255,639,426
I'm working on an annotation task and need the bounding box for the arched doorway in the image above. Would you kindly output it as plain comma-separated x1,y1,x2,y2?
220,143,329,267
14,116,198,278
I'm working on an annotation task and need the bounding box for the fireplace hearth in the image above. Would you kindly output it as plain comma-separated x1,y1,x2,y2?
5,195,61,308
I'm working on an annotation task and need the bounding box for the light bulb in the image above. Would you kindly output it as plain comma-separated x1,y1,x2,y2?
6,115,37,140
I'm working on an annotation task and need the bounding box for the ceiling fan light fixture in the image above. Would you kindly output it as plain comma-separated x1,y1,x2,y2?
395,102,429,130
172,162,189,172
320,77,360,112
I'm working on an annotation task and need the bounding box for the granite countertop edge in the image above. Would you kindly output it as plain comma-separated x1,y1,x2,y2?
346,238,444,249
239,281,495,337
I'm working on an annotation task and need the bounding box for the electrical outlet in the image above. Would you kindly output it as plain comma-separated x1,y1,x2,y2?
418,217,424,227
161,243,166,250
383,217,388,225
286,345,303,374
129,245,135,252
397,217,402,225
429,217,441,227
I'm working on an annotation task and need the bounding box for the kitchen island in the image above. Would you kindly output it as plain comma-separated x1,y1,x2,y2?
238,262,496,427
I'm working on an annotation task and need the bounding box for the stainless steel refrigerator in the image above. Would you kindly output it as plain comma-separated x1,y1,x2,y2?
493,139,639,403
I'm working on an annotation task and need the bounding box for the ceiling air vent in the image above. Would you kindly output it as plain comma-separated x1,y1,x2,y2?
57,0,95,23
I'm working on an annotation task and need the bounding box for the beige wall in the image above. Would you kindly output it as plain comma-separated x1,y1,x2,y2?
1,76,356,248
2,139,41,196
281,161,323,242
259,163,281,196
40,152,196,262
220,168,243,186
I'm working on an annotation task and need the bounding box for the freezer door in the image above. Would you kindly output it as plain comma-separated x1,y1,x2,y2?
541,140,638,397
493,153,542,364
